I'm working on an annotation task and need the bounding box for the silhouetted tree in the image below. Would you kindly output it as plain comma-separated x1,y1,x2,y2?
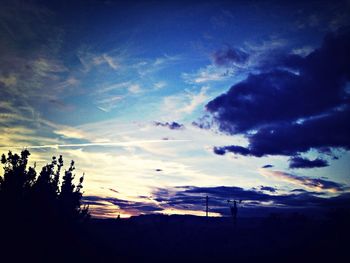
0,150,36,223
0,150,89,223
59,159,89,222
0,150,90,261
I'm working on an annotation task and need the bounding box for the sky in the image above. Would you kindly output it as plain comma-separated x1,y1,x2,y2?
1,0,350,218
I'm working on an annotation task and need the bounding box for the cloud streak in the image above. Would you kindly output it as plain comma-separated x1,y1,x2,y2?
0,139,190,150
260,169,345,193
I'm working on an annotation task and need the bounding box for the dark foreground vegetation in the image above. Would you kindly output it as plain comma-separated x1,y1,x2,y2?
0,150,89,262
0,151,349,263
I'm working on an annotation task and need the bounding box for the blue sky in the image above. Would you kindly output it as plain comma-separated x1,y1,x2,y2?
1,0,350,218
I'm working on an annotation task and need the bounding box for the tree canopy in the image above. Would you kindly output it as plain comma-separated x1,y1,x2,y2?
0,150,90,262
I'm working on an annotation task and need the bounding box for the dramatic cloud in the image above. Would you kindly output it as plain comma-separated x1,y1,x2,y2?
152,185,350,216
213,108,350,157
289,156,329,169
152,186,272,215
260,169,345,192
154,121,184,130
212,47,249,66
207,28,350,158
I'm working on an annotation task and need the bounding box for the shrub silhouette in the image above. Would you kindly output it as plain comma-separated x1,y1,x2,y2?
0,150,90,261
0,150,89,222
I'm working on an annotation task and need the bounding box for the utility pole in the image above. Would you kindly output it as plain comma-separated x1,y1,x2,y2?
227,199,242,225
206,195,209,217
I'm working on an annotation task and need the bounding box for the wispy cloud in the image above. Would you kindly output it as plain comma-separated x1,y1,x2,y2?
291,46,314,57
102,54,120,70
161,86,209,120
128,84,142,94
135,54,182,77
78,49,182,113
244,37,287,52
53,127,90,140
260,169,345,193
96,81,131,94
0,7,79,115
94,81,143,111
95,95,124,112
153,81,167,90
182,65,234,84
153,54,181,66
0,74,17,87
77,50,123,72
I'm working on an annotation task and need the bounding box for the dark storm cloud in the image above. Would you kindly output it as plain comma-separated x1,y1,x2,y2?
289,156,329,169
207,28,350,158
184,186,268,201
152,185,350,216
85,182,350,216
154,121,184,130
213,108,350,157
152,186,271,212
212,47,249,66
